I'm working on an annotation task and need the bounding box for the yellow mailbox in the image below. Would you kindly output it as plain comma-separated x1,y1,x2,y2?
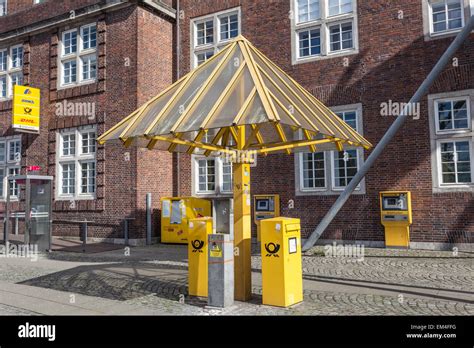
380,191,412,248
161,197,211,244
260,217,303,307
253,194,280,242
188,217,213,297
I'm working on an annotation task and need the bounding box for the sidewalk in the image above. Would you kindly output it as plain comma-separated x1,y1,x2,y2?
0,244,472,315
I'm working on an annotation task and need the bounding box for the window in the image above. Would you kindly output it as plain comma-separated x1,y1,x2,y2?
0,136,22,200
191,8,241,68
301,152,326,189
424,0,473,38
198,159,216,192
332,149,358,188
329,22,353,52
438,140,472,184
292,0,357,63
0,44,24,100
328,0,353,16
429,91,474,191
193,156,233,195
34,0,46,3
296,104,365,195
297,0,321,23
435,98,470,132
59,24,97,87
56,126,97,199
0,0,6,16
298,28,321,58
430,0,464,34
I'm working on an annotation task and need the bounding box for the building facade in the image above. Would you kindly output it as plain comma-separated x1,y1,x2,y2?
0,0,176,245
1,0,473,249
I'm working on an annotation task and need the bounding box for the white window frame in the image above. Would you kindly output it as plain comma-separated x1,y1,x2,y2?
436,138,473,186
291,0,359,64
0,44,24,100
192,155,233,197
330,148,362,191
0,0,6,17
0,135,22,201
56,125,97,200
58,23,97,88
422,0,473,40
434,96,471,134
190,7,241,68
295,103,365,195
299,151,328,192
429,90,474,192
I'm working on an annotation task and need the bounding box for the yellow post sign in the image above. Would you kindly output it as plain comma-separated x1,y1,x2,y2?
13,85,41,133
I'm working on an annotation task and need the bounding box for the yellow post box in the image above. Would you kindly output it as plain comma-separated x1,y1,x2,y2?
188,217,213,297
161,197,211,244
260,217,303,307
380,191,412,248
253,195,280,242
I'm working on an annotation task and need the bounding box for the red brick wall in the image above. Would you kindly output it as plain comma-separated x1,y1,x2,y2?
177,0,474,244
134,6,174,239
0,2,176,241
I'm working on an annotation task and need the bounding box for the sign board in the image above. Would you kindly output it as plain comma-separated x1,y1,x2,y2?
13,85,41,133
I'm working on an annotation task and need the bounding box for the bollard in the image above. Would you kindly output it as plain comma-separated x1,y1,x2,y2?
146,193,152,245
81,221,88,253
208,233,234,308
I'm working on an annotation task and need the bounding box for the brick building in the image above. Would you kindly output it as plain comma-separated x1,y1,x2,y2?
0,0,176,245
1,0,473,249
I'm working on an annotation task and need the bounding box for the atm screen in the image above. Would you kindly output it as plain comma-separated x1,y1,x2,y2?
256,199,270,212
382,195,407,211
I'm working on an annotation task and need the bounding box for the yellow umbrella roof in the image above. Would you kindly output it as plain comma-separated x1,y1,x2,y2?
98,36,372,155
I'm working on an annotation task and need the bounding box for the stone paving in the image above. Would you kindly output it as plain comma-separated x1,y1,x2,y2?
0,243,472,315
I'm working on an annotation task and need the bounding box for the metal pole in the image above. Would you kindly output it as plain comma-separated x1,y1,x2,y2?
146,193,152,245
4,178,11,246
82,221,88,253
124,219,129,246
303,15,474,252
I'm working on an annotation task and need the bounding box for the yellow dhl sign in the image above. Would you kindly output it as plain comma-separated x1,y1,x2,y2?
13,85,40,133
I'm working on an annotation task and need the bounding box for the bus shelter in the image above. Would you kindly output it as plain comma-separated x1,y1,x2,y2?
98,36,372,301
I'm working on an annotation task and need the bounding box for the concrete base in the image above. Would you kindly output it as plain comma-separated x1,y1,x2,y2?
57,236,160,247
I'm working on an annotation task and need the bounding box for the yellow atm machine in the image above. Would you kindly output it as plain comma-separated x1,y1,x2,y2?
161,197,211,244
380,191,412,248
253,195,280,242
260,217,303,307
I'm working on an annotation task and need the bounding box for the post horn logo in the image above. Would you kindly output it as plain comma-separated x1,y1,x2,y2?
191,240,205,253
24,107,33,115
264,243,280,257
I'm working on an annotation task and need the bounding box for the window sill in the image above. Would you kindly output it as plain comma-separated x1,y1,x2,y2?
296,188,365,196
293,48,359,65
55,196,96,201
433,185,474,193
57,80,97,91
425,28,465,41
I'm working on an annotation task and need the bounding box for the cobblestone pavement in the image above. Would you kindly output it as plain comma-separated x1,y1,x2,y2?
0,244,472,315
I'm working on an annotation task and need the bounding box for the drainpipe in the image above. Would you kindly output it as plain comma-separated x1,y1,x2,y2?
302,15,474,252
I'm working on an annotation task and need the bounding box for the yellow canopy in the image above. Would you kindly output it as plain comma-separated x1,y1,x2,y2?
98,36,372,155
